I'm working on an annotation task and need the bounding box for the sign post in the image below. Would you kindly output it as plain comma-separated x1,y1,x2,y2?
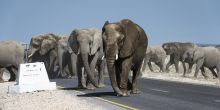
8,62,56,93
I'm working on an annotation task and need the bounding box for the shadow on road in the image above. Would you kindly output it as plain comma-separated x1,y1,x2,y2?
77,92,116,97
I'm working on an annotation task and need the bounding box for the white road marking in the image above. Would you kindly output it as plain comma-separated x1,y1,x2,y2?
215,99,220,103
150,88,169,93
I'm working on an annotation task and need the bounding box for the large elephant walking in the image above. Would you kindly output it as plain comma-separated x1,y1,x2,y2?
102,19,148,96
28,33,61,78
0,41,24,82
68,28,105,89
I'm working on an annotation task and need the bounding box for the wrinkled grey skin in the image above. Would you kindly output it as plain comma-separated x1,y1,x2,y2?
183,47,220,80
0,41,24,82
68,28,104,89
28,33,61,78
162,42,197,76
102,19,148,96
142,45,167,72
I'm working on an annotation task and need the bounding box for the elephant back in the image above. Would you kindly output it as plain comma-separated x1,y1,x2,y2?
0,41,24,67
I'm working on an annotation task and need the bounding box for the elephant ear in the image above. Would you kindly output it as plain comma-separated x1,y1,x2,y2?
68,29,80,55
193,48,204,62
39,38,57,55
119,19,140,58
102,21,109,55
90,29,102,55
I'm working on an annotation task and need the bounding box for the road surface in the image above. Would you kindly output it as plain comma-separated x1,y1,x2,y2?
52,78,220,110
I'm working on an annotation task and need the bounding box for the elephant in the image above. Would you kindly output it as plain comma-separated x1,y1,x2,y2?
68,28,105,89
57,37,76,78
28,33,61,78
215,46,220,51
102,19,148,96
141,45,167,73
162,42,197,76
0,41,24,82
183,47,219,79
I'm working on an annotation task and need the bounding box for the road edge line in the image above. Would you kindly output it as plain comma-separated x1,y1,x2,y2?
74,90,139,110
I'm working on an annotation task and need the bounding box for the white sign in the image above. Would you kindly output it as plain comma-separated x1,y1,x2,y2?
8,62,56,93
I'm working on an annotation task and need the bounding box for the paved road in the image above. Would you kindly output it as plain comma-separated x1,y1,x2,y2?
52,78,220,110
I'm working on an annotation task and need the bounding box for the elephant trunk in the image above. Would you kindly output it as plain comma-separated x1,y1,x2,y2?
106,56,124,96
81,53,98,88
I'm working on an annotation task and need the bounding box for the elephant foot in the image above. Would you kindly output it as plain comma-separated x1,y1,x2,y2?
182,75,186,77
117,89,130,97
131,89,141,94
166,69,170,73
192,76,197,80
78,84,86,89
86,83,96,90
203,76,209,80
187,71,192,74
98,83,105,88
116,92,130,97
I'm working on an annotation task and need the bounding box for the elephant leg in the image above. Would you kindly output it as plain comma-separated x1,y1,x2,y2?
166,61,173,73
187,63,193,73
86,53,98,90
70,53,78,77
209,68,217,79
182,62,187,76
49,56,56,78
194,59,204,78
77,65,86,88
53,58,60,78
58,49,65,78
201,66,208,79
73,54,86,88
7,66,17,81
148,62,154,72
0,68,4,83
141,58,148,72
131,62,142,94
120,57,133,96
98,59,105,88
156,62,163,72
174,60,179,73
216,66,220,84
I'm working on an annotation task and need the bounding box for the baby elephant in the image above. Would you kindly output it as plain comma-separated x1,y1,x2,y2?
142,45,167,72
183,47,220,80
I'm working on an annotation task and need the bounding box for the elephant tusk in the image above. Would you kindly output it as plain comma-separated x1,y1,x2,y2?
28,53,33,58
101,55,105,60
115,54,118,60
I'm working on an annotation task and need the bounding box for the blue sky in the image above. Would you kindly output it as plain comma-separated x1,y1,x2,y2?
0,0,220,45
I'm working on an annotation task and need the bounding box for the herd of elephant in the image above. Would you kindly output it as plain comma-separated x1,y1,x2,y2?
0,19,220,96
142,42,220,81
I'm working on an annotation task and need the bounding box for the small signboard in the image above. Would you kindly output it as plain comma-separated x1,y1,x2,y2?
8,62,56,93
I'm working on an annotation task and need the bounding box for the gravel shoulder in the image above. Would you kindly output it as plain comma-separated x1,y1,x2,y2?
0,82,125,110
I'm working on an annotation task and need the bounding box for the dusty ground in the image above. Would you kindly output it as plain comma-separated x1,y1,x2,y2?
0,82,124,110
